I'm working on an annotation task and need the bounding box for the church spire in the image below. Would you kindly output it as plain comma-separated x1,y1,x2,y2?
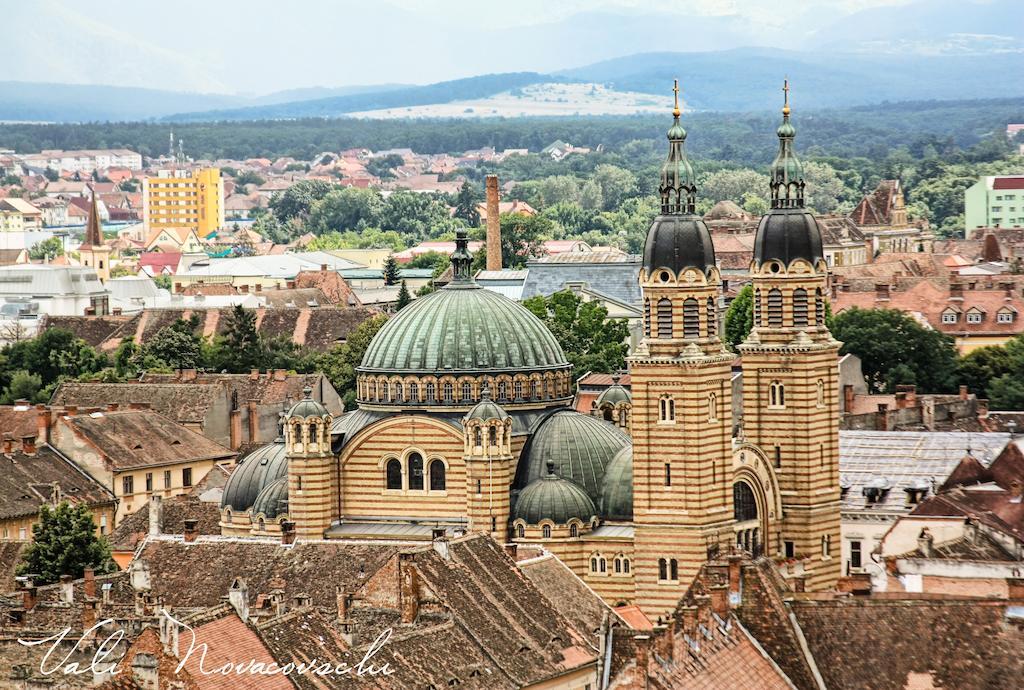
82,186,103,249
659,79,696,215
769,79,805,209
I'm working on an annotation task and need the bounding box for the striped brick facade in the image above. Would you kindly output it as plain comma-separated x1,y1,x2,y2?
463,415,515,539
287,413,335,539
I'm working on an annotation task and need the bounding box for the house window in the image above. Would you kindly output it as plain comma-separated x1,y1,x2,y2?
145,472,153,493
542,525,551,539
99,515,107,535
998,311,1014,324
530,380,538,399
393,382,403,402
599,556,607,573
792,288,808,326
122,475,134,496
767,289,783,326
658,558,668,581
967,311,983,324
754,288,762,326
850,540,862,569
408,453,424,491
815,288,825,325
682,297,699,339
164,470,171,489
669,559,678,581
657,298,673,338
489,426,497,446
784,540,795,558
429,460,446,491
182,468,192,487
659,396,675,422
733,482,758,522
774,445,782,468
941,311,958,324
664,463,671,487
514,380,523,400
386,458,402,490
497,381,508,401
769,380,785,408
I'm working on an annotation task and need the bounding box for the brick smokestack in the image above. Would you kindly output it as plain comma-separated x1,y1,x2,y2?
485,175,501,271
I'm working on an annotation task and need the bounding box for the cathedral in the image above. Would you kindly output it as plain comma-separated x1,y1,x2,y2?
220,83,843,619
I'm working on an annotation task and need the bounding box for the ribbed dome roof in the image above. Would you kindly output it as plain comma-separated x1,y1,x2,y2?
251,477,288,519
288,386,329,419
517,411,630,502
595,378,631,408
464,387,509,423
220,440,287,512
600,446,633,521
513,462,597,525
753,209,823,266
359,283,568,375
643,215,716,275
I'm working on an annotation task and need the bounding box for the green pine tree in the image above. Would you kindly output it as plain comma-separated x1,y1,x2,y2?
396,280,412,311
18,502,113,584
453,180,481,226
383,255,401,286
220,305,266,372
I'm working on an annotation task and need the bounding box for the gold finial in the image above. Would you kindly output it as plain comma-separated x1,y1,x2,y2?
672,78,680,118
782,78,790,117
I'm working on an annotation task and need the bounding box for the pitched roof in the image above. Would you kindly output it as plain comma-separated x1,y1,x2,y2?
850,179,902,226
522,255,642,307
992,177,1024,190
0,444,115,521
109,495,223,552
52,382,224,424
518,553,619,636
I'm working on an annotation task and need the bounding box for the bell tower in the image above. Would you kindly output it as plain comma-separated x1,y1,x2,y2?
285,387,335,539
79,187,112,284
630,81,735,618
740,82,841,591
462,387,514,540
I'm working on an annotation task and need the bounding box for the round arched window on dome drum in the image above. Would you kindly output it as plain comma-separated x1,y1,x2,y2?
443,381,453,403
393,382,403,403
815,288,824,326
409,382,419,403
733,481,758,522
657,298,673,339
408,453,424,490
429,460,446,491
706,297,717,336
767,289,783,327
461,381,472,402
683,298,699,339
426,381,436,403
386,458,402,490
644,298,651,338
792,288,809,327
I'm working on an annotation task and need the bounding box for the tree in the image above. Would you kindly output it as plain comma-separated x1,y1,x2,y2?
453,181,481,226
988,374,1024,410
234,170,265,187
212,305,266,373
580,180,604,210
741,192,768,217
395,280,412,311
803,161,851,214
700,169,769,205
29,237,64,261
269,179,335,222
593,164,637,210
1,328,105,397
831,307,958,393
724,284,754,351
18,502,113,584
1,370,43,403
523,290,629,379
366,154,404,179
383,255,401,286
475,212,554,270
138,319,203,371
956,345,1015,400
307,187,385,234
318,314,389,408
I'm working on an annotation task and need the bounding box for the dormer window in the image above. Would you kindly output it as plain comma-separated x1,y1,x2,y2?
998,309,1015,324
941,309,958,324
966,309,984,324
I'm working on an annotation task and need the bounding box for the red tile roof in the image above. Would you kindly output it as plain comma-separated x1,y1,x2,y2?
992,177,1024,190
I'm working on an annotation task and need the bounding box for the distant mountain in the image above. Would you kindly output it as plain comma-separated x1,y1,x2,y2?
250,84,411,107
165,73,560,122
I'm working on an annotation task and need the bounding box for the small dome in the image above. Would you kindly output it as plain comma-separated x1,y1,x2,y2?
251,477,288,519
753,209,823,266
517,411,630,502
643,215,716,276
513,461,597,525
600,447,633,521
220,440,288,511
464,386,509,423
288,386,329,419
595,376,631,408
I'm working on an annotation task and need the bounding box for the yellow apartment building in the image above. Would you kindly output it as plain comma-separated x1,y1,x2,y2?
143,168,225,239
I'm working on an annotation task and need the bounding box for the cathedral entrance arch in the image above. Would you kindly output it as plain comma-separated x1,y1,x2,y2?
731,443,782,557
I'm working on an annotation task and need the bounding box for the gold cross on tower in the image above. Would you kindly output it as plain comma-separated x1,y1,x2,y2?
782,78,790,116
672,78,681,118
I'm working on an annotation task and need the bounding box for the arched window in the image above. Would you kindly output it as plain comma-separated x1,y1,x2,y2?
393,382,403,403
426,381,436,403
659,395,675,422
822,534,831,558
381,383,390,403
386,458,402,490
767,288,783,327
598,556,607,573
570,523,578,538
429,460,446,491
708,392,717,421
443,381,453,403
497,380,508,401
769,380,785,408
473,427,482,446
309,422,318,443
408,382,419,403
517,524,525,538
461,381,472,402
488,426,497,447
603,406,614,422
514,380,523,400
734,482,758,522
530,379,538,399
623,557,630,574
590,555,599,573
408,453,424,491
754,288,762,326
258,518,265,531
657,298,673,339
815,288,825,326
542,524,551,539
669,559,678,581
706,297,717,336
644,298,651,337
683,297,699,339
614,556,622,574
658,558,668,581
817,379,825,407
793,288,808,327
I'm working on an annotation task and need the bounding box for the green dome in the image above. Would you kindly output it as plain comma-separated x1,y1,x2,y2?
513,462,597,525
595,378,631,408
251,477,288,519
600,446,633,521
516,411,630,502
221,440,287,511
464,387,509,422
288,386,329,419
360,283,568,375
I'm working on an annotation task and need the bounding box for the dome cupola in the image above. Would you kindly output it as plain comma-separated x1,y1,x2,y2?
513,460,597,525
600,446,633,521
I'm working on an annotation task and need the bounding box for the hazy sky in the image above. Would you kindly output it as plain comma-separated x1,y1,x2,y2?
4,0,1002,94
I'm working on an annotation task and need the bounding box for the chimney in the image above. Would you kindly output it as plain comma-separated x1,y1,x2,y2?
431,530,449,559
180,368,197,382
485,175,501,271
504,543,518,560
129,561,151,592
83,567,96,599
895,384,917,409
877,403,889,431
21,582,37,611
964,518,979,544
843,384,854,413
918,528,934,557
960,385,969,401
2,434,12,454
875,283,890,301
634,634,651,686
106,403,119,412
81,600,97,638
336,586,350,621
864,239,874,264
950,282,964,299
274,369,287,382
1009,479,1023,504
399,554,419,624
728,555,743,596
60,574,74,604
710,584,729,617
281,521,296,545
247,400,258,444
65,405,78,416
21,435,36,456
229,408,242,450
183,518,199,542
112,307,123,316
655,619,675,662
321,263,328,272
228,578,249,622
35,405,50,445
148,495,163,536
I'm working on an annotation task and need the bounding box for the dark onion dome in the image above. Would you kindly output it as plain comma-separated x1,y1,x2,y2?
464,386,509,423
251,476,288,519
516,410,630,503
287,386,329,419
643,79,715,276
600,446,633,521
513,460,597,525
753,80,824,266
220,440,287,511
594,375,631,408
